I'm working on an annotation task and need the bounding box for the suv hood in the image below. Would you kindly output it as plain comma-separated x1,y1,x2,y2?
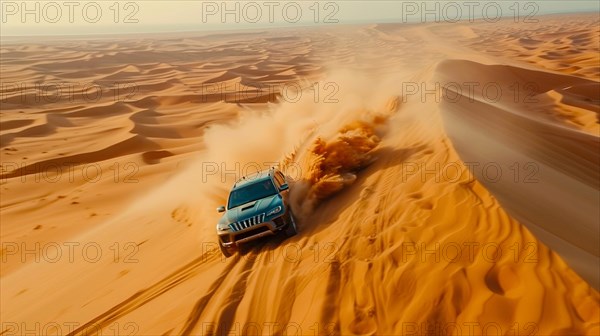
219,194,283,226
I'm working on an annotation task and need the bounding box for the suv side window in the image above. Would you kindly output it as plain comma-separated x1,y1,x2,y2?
274,171,285,188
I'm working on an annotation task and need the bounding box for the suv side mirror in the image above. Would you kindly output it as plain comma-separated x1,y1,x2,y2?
216,205,226,213
279,183,289,191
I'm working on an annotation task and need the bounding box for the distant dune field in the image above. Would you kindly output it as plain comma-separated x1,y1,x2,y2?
1,13,599,336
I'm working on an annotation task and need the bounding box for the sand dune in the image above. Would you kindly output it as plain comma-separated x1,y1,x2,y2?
1,13,599,336
466,14,600,81
437,59,600,288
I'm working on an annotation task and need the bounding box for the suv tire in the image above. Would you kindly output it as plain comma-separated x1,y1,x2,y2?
219,242,235,258
284,211,298,237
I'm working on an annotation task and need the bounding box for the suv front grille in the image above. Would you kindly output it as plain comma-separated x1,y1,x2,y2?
229,213,266,232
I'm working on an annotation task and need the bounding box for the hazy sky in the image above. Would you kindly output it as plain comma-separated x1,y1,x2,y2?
1,0,599,36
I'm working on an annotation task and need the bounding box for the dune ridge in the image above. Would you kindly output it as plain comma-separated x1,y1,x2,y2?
1,13,599,336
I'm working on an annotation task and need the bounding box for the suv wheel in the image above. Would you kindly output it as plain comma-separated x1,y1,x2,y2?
284,211,298,237
219,242,235,258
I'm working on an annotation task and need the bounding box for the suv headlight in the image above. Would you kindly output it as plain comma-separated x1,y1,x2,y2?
266,206,282,216
217,224,230,231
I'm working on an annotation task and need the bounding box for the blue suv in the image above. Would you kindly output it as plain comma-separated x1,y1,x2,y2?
216,168,297,257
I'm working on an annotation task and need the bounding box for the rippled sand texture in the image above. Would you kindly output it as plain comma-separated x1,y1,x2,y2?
1,14,599,336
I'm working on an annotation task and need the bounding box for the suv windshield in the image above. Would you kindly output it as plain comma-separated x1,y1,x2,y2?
228,179,277,209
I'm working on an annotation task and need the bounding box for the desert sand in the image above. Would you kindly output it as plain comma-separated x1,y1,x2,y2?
1,13,599,336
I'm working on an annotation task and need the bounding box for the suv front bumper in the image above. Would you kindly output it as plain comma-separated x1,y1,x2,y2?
218,213,290,247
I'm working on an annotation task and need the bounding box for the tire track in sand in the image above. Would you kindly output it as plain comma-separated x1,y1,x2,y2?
179,252,258,335
67,252,224,336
